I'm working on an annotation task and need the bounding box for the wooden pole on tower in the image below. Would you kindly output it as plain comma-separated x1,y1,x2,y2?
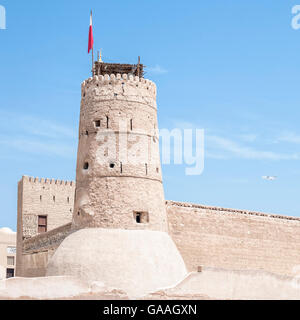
92,48,94,75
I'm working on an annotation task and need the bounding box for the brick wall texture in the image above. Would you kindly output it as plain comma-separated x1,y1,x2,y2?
167,201,300,275
16,176,75,276
72,74,167,232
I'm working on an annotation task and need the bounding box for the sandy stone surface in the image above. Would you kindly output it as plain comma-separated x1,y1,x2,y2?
73,74,168,232
47,228,187,298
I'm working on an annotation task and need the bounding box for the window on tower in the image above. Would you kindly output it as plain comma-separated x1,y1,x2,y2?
134,212,149,224
95,120,101,128
84,162,89,170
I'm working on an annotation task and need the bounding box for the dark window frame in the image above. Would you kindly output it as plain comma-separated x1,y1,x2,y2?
38,215,48,233
6,268,14,279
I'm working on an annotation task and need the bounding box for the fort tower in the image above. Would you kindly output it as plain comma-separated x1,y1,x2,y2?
72,60,168,232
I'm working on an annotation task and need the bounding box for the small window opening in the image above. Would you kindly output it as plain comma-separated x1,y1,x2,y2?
106,116,109,129
38,216,47,233
67,197,70,203
53,196,55,202
156,168,159,173
78,212,80,216
40,195,42,202
130,119,133,131
85,131,89,136
95,120,101,128
109,163,115,169
145,164,148,175
134,212,149,224
84,162,89,170
136,213,141,224
120,162,123,174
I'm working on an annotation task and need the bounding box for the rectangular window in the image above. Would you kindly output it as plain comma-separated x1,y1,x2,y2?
7,247,16,254
6,268,14,279
136,213,141,224
95,120,101,128
38,215,47,233
134,212,149,224
7,256,15,266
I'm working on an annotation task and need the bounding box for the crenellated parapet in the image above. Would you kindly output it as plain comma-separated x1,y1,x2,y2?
81,74,157,110
23,176,75,187
81,73,156,93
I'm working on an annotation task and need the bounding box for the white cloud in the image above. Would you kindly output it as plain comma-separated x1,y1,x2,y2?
0,111,77,158
239,134,258,143
0,111,76,139
277,132,300,144
164,119,299,161
147,65,168,75
0,136,76,158
207,135,299,160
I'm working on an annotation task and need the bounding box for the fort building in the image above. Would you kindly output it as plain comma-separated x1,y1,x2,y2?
15,60,300,289
16,176,75,277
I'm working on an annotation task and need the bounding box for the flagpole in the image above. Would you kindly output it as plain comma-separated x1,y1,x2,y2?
91,10,94,75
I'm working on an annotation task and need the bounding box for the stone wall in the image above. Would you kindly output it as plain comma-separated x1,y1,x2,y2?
17,181,300,278
167,201,300,276
73,74,167,232
20,223,74,278
16,176,75,276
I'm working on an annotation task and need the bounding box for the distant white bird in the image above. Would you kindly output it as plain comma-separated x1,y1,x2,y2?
262,176,277,181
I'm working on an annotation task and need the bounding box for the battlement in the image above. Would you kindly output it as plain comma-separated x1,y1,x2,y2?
22,176,75,187
81,73,156,95
167,200,300,223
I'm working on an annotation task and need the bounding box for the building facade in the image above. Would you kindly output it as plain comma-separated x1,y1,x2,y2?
0,228,16,280
16,176,75,277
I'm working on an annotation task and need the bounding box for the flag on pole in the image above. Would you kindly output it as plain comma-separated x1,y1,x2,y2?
88,11,94,54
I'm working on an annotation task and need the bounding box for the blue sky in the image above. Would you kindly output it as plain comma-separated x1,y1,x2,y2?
1,0,300,230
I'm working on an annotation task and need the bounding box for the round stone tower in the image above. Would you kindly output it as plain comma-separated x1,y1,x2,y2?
72,64,168,232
